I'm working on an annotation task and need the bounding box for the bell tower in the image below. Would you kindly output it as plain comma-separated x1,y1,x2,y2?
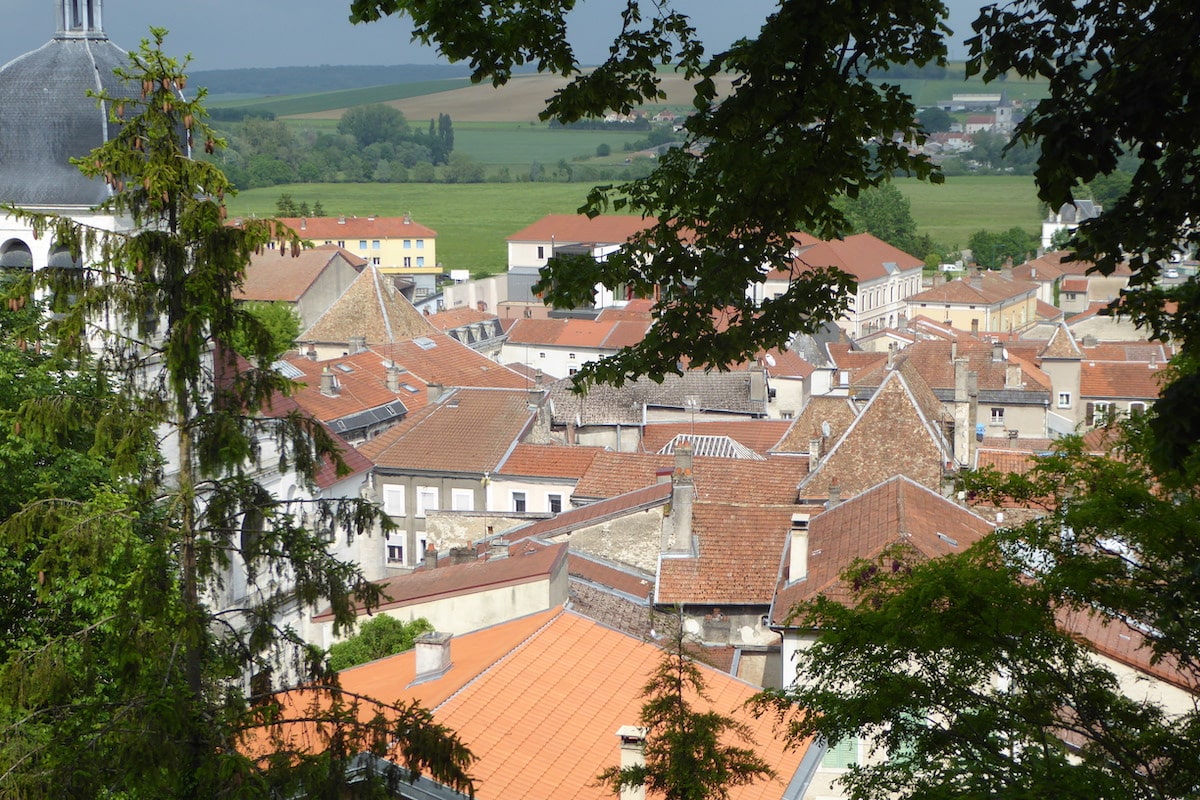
56,0,106,39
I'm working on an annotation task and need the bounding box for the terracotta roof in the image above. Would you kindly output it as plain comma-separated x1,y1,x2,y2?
595,298,656,323
773,475,993,618
236,244,364,303
569,552,656,600
800,366,954,500
1060,276,1089,292
312,431,374,490
639,420,792,457
853,339,1053,396
504,317,651,350
1080,342,1171,363
770,232,924,282
506,214,656,244
359,389,536,473
1079,361,1166,400
772,395,860,453
1035,299,1065,320
338,608,810,800
1012,250,1092,282
300,265,438,346
658,503,797,606
371,336,532,390
572,451,807,504
278,214,437,240
508,482,673,542
974,447,1040,475
1039,322,1084,359
497,443,606,480
277,351,427,427
1058,607,1195,692
827,344,888,381
426,307,498,331
549,371,767,426
908,271,1039,306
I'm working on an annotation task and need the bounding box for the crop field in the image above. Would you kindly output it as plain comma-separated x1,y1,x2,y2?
228,175,1041,275
210,79,471,117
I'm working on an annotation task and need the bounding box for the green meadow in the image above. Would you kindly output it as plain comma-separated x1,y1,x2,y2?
228,175,1042,275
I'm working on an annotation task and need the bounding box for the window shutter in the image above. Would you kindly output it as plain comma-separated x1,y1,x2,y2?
1086,402,1095,425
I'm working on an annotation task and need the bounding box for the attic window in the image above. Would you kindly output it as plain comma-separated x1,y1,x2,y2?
413,337,437,350
937,533,959,548
400,383,419,393
335,363,353,373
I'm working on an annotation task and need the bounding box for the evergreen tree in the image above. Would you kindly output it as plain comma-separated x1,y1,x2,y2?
0,29,473,799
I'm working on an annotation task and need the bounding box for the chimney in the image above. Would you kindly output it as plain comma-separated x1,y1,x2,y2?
886,343,895,371
534,369,544,389
967,370,979,398
348,335,367,354
337,215,346,225
749,365,767,405
319,367,338,397
425,543,439,569
667,442,695,553
306,344,318,361
789,513,810,582
615,727,648,800
953,357,969,403
386,364,401,392
809,432,822,466
992,340,1005,362
969,270,983,291
427,382,444,404
528,386,543,410
488,539,509,560
1082,334,1097,348
950,340,957,360
300,218,306,230
403,212,412,224
827,482,841,509
1006,363,1022,388
411,632,453,685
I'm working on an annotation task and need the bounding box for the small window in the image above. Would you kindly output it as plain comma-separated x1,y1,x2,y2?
1057,391,1071,408
382,485,405,516
358,240,367,249
539,352,546,359
512,492,526,513
416,240,425,249
372,240,381,249
1129,401,1146,417
416,256,425,267
337,240,345,248
990,407,1005,425
372,257,381,265
821,737,859,769
386,543,404,564
416,486,439,518
548,494,562,514
404,257,412,267
537,245,545,259
569,353,576,360
451,488,474,511
568,368,578,376
404,239,412,249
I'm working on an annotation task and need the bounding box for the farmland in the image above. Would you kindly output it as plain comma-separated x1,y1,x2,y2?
227,176,1042,275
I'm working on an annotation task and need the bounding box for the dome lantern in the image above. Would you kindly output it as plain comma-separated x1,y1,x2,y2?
56,0,107,40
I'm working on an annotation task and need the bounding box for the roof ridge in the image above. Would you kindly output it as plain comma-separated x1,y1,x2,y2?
431,606,568,713
371,266,395,342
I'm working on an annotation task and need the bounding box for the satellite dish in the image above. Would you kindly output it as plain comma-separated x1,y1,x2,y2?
821,420,832,437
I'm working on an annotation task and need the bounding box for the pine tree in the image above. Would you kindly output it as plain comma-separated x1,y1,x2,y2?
0,29,473,799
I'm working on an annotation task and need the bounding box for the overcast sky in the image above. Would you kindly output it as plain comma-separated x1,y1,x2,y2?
1,1,989,72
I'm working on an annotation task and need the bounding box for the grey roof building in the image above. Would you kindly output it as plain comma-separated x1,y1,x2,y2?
0,0,135,207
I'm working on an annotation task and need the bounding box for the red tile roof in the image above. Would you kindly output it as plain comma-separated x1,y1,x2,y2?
504,317,650,350
279,351,428,425
770,232,923,282
572,451,807,504
338,609,810,800
278,214,437,240
854,339,1053,394
359,389,536,473
639,420,792,456
506,214,656,244
908,271,1039,306
658,503,797,606
497,443,606,480
773,395,860,453
1079,361,1167,400
509,482,673,542
236,244,363,303
1039,322,1084,359
301,265,438,346
371,336,531,390
773,475,993,617
426,307,497,330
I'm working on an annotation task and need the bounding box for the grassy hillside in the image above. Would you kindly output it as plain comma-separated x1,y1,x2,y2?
228,176,1041,275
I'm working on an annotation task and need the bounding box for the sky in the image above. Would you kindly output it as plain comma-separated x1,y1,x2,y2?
0,0,989,72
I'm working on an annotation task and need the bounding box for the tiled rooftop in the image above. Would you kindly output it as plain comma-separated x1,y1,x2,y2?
300,265,438,346
277,350,427,427
236,244,363,303
506,213,656,244
572,451,807,504
640,420,792,457
279,214,437,240
772,395,859,453
549,370,767,426
1080,361,1166,400
496,443,606,480
773,475,993,619
371,336,532,391
505,317,650,350
908,271,1039,305
768,232,924,282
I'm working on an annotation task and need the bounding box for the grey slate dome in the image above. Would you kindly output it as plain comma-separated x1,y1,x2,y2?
0,0,134,206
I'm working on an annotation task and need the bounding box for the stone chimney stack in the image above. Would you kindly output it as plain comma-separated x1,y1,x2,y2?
411,632,453,685
992,340,1005,362
886,343,896,371
969,270,984,291
427,382,444,404
749,365,767,405
615,726,648,800
827,481,841,509
348,335,367,354
1006,363,1023,388
789,513,810,582
809,432,822,466
386,364,402,392
667,442,695,553
319,366,338,397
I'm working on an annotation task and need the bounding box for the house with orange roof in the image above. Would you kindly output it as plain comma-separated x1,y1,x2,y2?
273,213,441,297
358,387,548,570
752,232,924,338
499,316,651,379
332,607,816,800
235,243,364,331
486,442,607,516
425,306,507,359
906,269,1040,334
1080,360,1166,425
505,214,658,309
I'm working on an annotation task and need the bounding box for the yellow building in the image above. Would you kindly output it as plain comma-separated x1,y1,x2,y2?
275,214,441,299
906,270,1040,334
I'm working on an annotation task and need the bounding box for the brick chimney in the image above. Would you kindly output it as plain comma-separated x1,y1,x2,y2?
410,632,453,685
667,442,695,553
615,726,648,800
789,513,810,582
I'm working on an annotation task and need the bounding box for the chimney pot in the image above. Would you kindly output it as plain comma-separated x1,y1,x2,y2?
411,632,453,685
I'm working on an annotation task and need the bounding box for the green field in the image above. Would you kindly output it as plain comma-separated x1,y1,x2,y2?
228,175,1041,274
209,79,471,117
452,122,647,168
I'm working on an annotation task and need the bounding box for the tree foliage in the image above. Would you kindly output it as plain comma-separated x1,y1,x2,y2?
328,615,435,671
229,300,303,362
338,102,410,146
758,422,1200,800
0,30,473,799
837,184,932,258
968,227,1038,269
597,615,775,800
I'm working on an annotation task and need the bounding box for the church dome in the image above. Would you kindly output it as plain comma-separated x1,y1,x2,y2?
0,1,135,207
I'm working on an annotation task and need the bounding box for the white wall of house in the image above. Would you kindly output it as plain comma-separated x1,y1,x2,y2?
499,341,609,380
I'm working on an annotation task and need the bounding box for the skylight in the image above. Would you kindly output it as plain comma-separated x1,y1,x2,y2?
413,337,437,350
